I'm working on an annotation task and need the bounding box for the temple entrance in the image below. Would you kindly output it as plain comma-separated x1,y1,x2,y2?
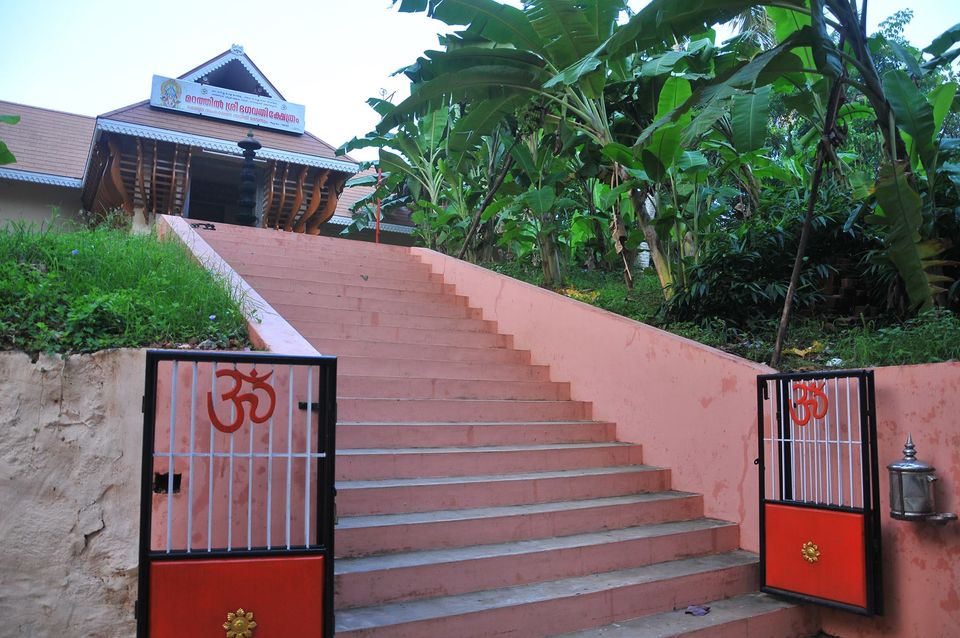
185,156,247,225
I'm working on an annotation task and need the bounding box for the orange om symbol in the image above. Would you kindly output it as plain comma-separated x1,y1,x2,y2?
207,369,276,433
788,381,828,427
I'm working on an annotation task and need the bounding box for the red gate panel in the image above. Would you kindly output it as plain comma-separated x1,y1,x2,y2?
150,556,324,636
757,371,882,616
139,351,337,638
764,503,866,608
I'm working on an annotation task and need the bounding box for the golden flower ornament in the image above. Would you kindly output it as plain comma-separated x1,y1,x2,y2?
223,608,257,638
801,540,821,564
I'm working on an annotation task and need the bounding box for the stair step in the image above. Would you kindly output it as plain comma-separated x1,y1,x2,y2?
283,309,496,332
334,551,759,638
337,443,643,480
338,465,669,516
552,592,815,638
337,376,568,400
337,421,615,449
295,321,511,349
243,272,453,295
270,296,480,319
223,255,433,281
336,357,550,381
337,397,590,423
204,242,426,270
335,518,739,609
241,279,470,307
335,491,698,555
200,231,415,260
315,340,528,365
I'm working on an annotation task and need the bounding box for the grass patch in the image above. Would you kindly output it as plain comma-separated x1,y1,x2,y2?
480,262,960,370
0,223,250,354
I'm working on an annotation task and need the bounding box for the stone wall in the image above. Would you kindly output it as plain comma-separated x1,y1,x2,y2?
0,349,144,637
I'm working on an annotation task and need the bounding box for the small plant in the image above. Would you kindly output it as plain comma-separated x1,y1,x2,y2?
0,221,249,354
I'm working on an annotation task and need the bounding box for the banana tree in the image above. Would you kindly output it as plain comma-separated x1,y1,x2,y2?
382,0,650,284
340,100,452,247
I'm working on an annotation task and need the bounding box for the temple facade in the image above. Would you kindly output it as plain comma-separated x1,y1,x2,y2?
0,46,413,243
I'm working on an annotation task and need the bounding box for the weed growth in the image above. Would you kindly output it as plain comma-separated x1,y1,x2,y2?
0,222,249,354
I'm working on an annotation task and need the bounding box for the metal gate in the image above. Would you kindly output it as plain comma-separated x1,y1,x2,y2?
137,350,336,637
757,370,882,615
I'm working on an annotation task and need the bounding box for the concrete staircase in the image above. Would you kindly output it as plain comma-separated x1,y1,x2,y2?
195,223,815,638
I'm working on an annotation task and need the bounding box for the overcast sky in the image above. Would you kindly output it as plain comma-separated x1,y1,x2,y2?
1,0,956,161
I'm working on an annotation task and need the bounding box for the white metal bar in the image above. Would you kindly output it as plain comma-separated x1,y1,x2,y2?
207,363,217,552
304,367,313,546
833,377,841,505
187,363,198,552
165,360,178,553
769,381,777,499
814,379,822,503
266,396,275,550
247,368,257,551
285,365,294,550
227,364,236,551
153,451,326,459
823,380,832,504
846,376,855,508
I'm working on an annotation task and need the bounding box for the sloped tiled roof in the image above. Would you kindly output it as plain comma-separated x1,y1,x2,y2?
0,100,95,180
337,167,377,214
100,101,345,162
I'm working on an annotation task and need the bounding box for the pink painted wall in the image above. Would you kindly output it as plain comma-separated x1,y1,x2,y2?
413,249,960,636
412,249,774,551
820,363,960,637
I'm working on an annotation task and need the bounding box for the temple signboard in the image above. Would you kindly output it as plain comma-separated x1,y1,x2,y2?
150,75,305,134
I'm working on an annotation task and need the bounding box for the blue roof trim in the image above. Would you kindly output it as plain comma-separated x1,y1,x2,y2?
96,119,359,174
0,167,82,188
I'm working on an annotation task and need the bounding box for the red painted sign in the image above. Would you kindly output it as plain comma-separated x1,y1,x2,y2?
207,369,276,434
789,381,828,426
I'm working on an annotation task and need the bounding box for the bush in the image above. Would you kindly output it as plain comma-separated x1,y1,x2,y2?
0,223,249,354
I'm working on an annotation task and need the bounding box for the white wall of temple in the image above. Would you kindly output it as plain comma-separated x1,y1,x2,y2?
0,180,84,227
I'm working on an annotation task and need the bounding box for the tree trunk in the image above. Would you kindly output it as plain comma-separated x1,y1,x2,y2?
538,217,564,288
629,187,674,300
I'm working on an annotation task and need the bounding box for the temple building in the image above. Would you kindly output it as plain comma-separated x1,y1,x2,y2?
0,45,413,243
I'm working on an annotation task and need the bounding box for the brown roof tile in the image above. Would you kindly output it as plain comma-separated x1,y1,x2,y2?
0,100,95,179
101,101,347,164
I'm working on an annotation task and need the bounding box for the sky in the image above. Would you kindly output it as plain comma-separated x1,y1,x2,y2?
1,0,957,161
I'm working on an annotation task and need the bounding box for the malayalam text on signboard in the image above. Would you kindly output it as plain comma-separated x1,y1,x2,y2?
149,75,306,134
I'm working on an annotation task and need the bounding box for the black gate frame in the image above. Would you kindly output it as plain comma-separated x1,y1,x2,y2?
137,350,337,637
756,369,883,616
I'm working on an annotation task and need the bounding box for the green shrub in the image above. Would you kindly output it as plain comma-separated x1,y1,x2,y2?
0,223,249,354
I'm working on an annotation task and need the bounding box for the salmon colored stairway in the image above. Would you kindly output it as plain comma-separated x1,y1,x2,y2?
193,222,816,638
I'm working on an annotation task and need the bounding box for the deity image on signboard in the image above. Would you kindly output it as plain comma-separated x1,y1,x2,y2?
160,78,182,109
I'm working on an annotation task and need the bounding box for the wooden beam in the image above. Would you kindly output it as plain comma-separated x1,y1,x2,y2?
151,141,158,217
167,144,180,216
275,163,290,229
135,139,146,211
307,173,347,235
106,139,133,214
179,147,193,216
260,162,277,228
293,170,328,233
283,166,309,231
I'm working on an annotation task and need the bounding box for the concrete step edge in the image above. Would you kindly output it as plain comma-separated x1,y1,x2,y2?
337,465,663,491
336,490,693,529
334,551,758,633
550,592,814,638
335,518,737,576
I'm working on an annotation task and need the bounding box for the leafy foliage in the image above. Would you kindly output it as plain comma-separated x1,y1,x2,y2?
0,223,249,354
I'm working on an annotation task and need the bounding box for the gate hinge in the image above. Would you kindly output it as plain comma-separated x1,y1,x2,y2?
134,598,138,620
298,402,322,411
141,395,146,414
